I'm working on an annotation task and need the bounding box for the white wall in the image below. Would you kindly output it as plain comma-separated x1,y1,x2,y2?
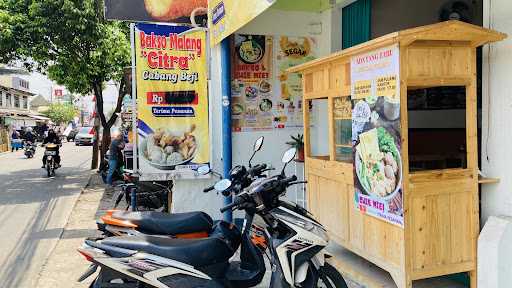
481,0,512,224
171,7,340,218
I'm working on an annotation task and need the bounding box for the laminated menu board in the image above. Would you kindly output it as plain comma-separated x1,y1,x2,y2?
276,36,317,129
351,44,404,227
231,34,317,132
133,23,210,180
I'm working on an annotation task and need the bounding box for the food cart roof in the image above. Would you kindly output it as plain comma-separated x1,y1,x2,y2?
288,20,507,73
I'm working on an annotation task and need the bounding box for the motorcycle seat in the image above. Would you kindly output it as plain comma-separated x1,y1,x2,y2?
101,234,236,268
112,211,213,235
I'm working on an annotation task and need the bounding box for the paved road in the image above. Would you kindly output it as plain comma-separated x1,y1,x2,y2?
0,142,92,288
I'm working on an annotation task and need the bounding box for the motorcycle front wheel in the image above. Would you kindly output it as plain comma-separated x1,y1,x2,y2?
306,262,348,288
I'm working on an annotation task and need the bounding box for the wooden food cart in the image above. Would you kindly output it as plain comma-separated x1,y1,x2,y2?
289,21,505,288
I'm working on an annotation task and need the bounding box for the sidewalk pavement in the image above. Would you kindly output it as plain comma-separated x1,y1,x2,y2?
36,174,113,288
35,172,465,288
34,173,361,288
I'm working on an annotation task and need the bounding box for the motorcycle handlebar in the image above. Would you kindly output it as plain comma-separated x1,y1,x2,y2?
249,163,267,176
203,185,215,193
220,195,244,213
281,175,298,185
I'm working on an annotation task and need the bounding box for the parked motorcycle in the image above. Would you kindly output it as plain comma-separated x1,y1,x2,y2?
44,143,60,177
24,141,36,158
77,148,348,288
98,137,269,240
113,171,173,211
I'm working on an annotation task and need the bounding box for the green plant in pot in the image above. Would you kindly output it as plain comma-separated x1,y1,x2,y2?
286,133,304,162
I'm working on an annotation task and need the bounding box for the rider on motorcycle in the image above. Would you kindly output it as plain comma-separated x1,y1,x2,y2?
41,129,61,168
24,127,36,144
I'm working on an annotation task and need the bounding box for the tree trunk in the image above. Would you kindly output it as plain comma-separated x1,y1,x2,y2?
101,128,111,158
91,114,100,169
90,78,126,168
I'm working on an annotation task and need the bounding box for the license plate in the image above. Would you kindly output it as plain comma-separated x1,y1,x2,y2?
45,151,57,156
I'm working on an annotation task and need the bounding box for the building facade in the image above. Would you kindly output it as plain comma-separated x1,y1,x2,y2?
0,75,37,152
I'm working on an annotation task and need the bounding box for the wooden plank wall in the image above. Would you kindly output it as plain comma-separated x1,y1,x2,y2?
303,41,478,288
408,172,476,280
404,43,478,285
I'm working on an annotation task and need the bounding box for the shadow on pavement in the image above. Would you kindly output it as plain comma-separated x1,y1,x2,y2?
0,167,90,205
0,154,92,287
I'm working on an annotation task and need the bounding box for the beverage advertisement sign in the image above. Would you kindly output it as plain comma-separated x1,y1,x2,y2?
231,35,317,132
351,44,403,227
133,23,209,180
208,0,276,46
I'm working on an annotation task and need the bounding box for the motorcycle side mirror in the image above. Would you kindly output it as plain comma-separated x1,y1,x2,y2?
280,148,297,175
248,136,264,168
214,179,232,192
254,136,264,152
197,165,211,175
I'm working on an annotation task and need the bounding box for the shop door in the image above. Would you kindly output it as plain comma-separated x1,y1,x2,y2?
342,0,371,49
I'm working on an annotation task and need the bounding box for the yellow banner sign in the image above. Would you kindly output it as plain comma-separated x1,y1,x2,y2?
133,23,209,179
209,0,276,45
353,80,372,99
376,75,398,99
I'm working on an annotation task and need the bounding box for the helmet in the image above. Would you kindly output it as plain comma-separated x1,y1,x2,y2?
111,128,122,139
26,127,32,132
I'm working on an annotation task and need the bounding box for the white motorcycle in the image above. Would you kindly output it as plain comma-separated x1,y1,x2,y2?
78,148,347,288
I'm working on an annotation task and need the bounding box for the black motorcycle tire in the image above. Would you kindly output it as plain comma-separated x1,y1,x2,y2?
306,262,348,288
46,164,52,177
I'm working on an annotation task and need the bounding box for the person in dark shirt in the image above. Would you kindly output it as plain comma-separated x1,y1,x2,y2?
11,130,20,152
42,129,62,168
24,127,36,143
107,132,125,186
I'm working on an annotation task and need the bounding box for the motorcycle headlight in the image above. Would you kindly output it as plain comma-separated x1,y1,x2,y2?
310,224,329,242
277,214,329,241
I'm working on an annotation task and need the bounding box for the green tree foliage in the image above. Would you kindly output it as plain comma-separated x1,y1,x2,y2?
43,103,77,125
0,0,131,167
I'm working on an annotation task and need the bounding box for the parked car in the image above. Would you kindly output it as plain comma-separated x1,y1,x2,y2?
74,127,95,146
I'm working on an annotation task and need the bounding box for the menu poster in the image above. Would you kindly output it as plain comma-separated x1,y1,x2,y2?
351,44,404,227
231,34,317,132
231,34,274,131
276,36,318,128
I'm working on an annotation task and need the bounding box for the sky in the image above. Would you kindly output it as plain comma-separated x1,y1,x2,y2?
18,70,119,112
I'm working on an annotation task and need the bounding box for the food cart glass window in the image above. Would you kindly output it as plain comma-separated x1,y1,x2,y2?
333,96,353,163
407,86,467,172
308,98,329,160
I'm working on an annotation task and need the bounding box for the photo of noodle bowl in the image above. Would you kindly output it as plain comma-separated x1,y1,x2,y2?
140,124,198,170
355,127,402,202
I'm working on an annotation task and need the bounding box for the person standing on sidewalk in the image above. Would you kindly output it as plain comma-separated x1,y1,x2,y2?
106,132,125,187
11,129,20,152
